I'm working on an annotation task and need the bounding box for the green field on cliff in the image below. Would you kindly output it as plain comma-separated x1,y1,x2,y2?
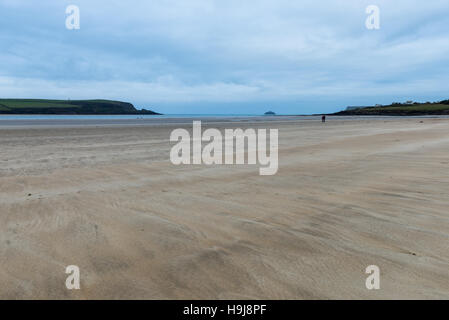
0,99,160,115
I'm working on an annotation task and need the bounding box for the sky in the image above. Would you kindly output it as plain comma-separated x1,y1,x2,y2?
0,0,448,114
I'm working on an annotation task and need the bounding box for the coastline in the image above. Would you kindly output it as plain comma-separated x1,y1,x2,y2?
2,114,449,128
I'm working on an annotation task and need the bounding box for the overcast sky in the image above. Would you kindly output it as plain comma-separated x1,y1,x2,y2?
1,0,448,114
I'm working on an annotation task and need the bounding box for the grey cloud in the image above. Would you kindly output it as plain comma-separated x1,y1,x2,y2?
0,0,448,114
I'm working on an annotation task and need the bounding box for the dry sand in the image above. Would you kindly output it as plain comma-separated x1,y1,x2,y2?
0,117,448,299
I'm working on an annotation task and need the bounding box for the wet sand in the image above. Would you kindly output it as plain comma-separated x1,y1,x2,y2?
0,117,448,299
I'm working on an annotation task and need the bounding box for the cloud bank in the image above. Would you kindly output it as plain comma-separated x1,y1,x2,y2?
1,0,448,114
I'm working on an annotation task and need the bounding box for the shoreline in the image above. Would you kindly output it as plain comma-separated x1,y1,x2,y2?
1,115,449,128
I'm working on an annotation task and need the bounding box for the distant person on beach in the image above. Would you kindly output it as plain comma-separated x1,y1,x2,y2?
322,115,326,123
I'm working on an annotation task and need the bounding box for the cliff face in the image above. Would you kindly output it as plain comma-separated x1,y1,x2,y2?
0,99,161,115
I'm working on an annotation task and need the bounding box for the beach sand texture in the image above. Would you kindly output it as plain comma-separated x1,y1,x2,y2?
0,118,448,299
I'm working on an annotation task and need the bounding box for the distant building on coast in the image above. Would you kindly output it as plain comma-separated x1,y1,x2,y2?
345,106,363,111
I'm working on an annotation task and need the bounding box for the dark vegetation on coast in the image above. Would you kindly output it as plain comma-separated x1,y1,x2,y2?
0,99,161,115
333,99,449,116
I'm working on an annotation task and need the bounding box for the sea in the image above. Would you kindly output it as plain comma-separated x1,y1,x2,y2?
0,114,448,127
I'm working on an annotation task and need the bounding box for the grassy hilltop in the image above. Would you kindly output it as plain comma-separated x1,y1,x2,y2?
333,100,449,116
0,99,161,115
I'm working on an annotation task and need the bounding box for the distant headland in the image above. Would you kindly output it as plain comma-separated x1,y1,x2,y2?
333,99,449,116
0,99,162,115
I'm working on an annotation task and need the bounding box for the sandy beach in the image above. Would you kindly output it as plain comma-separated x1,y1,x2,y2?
0,117,448,299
